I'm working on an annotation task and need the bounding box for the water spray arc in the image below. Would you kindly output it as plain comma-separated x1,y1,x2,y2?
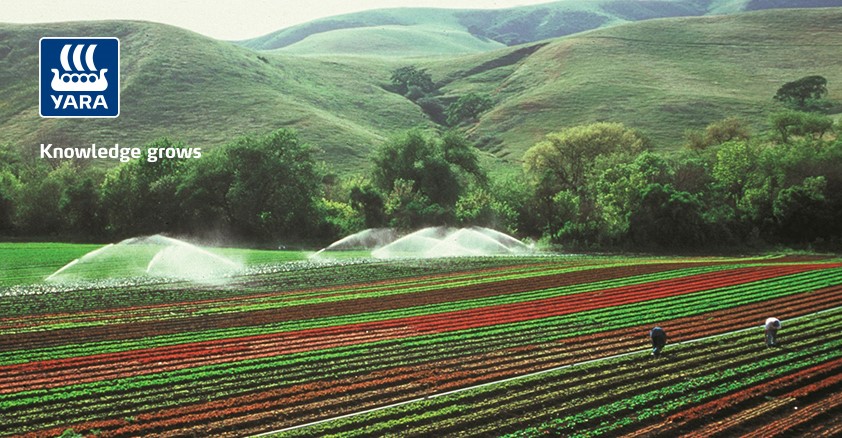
313,226,531,259
45,235,243,284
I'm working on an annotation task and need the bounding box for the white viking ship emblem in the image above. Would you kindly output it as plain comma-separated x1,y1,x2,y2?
50,44,108,92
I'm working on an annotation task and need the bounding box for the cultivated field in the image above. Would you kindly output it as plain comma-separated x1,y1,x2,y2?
1,249,841,436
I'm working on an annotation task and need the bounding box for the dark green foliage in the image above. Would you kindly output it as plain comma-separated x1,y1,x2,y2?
176,149,233,234
372,130,486,228
100,139,188,237
441,131,486,185
772,176,833,242
773,75,828,109
349,183,387,228
11,169,62,235
0,156,21,234
390,66,435,97
416,97,447,125
518,119,842,249
488,175,541,236
0,130,324,241
629,184,705,248
446,93,493,126
179,129,321,240
390,66,452,126
2,106,842,250
55,165,104,235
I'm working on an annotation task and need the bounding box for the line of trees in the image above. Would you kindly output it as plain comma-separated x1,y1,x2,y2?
0,132,323,243
1,112,840,250
515,115,842,250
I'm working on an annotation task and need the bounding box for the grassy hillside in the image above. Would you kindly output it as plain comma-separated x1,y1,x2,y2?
279,25,505,57
0,21,430,174
1,9,841,175
423,8,842,161
262,7,517,57
239,0,842,55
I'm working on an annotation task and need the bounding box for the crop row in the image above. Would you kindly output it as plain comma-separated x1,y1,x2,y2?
0,260,578,329
0,262,626,335
0,263,813,363
270,307,842,438
85,292,842,438
0,261,726,337
2,263,831,383
638,356,842,437
5,264,840,400
9,282,842,402
5,266,842,436
1,256,571,316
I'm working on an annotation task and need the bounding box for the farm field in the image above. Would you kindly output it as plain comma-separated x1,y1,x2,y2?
1,248,841,437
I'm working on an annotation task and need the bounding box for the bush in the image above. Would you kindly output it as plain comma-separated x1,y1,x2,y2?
770,110,834,142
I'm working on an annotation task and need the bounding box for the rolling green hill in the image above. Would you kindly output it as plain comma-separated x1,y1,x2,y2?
424,7,842,160
1,8,841,175
239,0,842,55
279,25,505,57
240,8,503,56
0,21,430,174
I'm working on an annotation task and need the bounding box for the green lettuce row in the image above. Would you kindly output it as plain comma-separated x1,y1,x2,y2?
274,308,842,437
3,268,840,426
9,260,578,324
0,263,736,363
5,267,840,405
0,262,605,334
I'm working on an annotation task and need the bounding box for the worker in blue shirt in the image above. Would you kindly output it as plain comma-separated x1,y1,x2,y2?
650,326,668,358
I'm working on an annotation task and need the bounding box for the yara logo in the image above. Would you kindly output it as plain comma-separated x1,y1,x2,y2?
40,37,120,118
50,44,108,92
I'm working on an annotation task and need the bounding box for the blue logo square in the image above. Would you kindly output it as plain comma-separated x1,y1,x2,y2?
39,37,120,118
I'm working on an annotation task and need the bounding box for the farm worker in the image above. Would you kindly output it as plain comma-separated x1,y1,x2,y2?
765,317,782,347
649,326,667,358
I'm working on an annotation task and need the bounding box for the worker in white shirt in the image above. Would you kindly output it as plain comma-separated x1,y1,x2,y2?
765,317,781,347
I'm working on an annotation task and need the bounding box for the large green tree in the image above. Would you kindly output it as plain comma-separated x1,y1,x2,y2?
773,75,828,109
100,139,188,236
522,122,650,237
389,65,435,96
523,122,650,197
372,130,485,228
178,129,321,239
770,110,834,142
